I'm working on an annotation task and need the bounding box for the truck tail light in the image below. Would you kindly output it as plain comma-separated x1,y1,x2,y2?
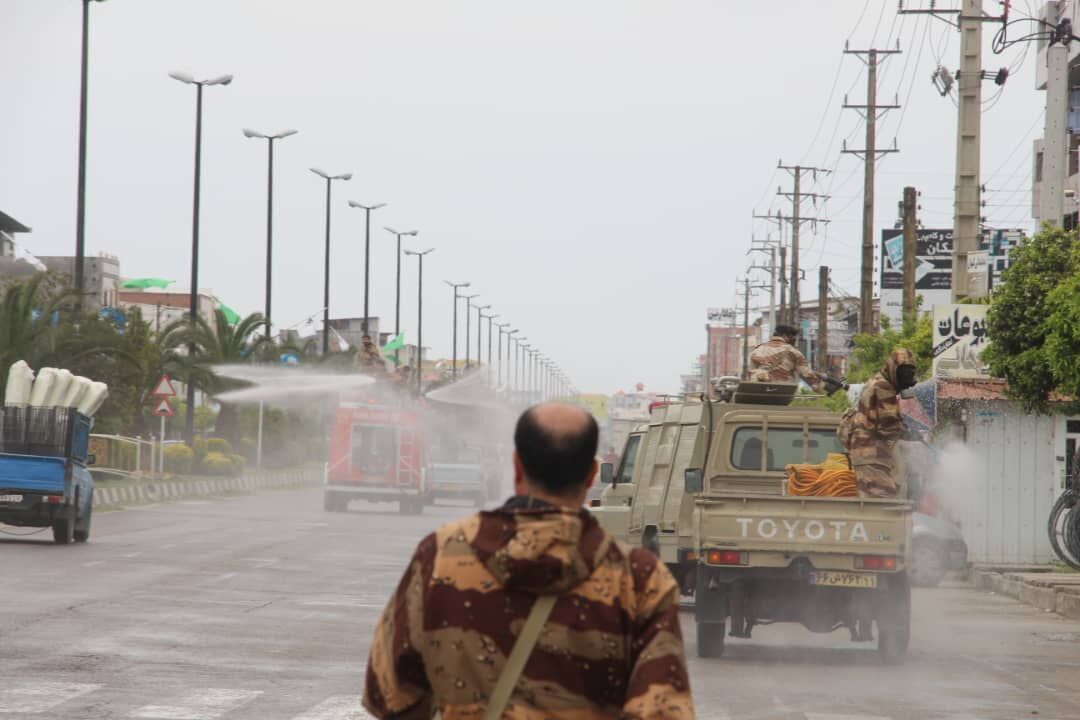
854,555,897,571
46,495,63,504
706,549,747,566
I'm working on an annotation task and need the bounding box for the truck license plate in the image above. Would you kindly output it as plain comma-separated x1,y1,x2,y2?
809,571,878,589
0,494,23,503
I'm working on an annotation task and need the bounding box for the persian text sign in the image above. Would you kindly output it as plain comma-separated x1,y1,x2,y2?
932,304,990,378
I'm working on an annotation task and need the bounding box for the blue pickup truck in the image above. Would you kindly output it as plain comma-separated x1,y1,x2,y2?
0,408,94,544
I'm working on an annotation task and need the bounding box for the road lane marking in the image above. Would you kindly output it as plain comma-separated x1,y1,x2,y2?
290,695,374,719
82,560,105,567
0,682,102,713
805,714,892,720
129,689,262,719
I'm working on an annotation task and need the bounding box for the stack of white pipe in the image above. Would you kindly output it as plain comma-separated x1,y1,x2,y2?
4,363,108,417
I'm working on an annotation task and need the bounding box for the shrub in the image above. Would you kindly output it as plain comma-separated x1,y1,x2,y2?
206,437,233,456
164,444,194,474
192,437,208,466
200,451,234,476
238,436,257,462
228,453,246,476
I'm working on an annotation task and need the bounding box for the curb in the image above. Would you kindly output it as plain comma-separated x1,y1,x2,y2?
92,467,324,508
971,567,1080,620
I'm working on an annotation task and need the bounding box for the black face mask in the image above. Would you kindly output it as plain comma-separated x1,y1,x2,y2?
895,365,917,391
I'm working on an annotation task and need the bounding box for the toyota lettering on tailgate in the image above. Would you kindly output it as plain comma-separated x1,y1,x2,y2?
735,518,870,543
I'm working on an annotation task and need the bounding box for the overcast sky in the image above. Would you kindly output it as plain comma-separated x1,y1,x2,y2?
4,1,1041,393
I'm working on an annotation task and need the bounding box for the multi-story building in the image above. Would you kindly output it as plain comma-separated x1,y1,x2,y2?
37,253,121,311
704,324,761,381
117,289,218,333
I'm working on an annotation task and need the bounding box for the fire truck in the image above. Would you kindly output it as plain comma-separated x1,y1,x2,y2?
324,394,430,515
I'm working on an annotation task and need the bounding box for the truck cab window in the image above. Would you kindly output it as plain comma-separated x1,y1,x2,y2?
731,427,843,471
615,435,642,484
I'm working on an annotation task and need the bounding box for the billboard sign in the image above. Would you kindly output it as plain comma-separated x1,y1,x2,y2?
880,228,954,327
932,304,991,378
879,228,1024,327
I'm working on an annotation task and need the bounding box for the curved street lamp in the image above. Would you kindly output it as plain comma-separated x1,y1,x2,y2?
243,128,298,339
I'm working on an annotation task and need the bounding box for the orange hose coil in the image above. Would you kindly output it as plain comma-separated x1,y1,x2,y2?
786,453,857,497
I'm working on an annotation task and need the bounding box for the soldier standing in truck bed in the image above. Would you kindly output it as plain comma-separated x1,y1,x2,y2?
837,348,918,498
749,325,825,391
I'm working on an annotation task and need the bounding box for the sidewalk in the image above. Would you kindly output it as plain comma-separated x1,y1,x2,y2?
971,565,1080,620
93,466,324,508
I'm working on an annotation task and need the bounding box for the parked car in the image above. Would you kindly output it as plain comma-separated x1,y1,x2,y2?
910,511,968,587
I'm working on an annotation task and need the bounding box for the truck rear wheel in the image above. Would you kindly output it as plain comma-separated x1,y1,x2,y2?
876,572,911,663
52,515,74,544
696,621,726,658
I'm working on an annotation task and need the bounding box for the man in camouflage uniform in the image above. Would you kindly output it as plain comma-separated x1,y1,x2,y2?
749,324,825,391
837,348,918,498
364,403,694,720
355,334,386,374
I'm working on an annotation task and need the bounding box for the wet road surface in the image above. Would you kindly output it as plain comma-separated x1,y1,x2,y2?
1,487,1078,719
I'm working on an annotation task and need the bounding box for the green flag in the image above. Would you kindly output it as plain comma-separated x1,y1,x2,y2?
381,332,405,355
121,277,173,289
218,301,240,325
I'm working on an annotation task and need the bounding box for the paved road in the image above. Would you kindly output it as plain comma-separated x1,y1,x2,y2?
1,488,1078,719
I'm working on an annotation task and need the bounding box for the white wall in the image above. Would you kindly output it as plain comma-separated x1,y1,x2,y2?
951,405,1067,564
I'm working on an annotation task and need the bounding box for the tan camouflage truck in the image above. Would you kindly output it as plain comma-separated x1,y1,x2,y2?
591,383,913,661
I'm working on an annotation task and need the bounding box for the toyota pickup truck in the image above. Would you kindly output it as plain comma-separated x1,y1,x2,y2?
0,408,95,544
591,383,913,661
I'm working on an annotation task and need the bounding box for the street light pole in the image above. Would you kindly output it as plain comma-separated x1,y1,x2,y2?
384,227,418,366
444,281,470,378
347,203,387,336
475,304,490,374
170,70,232,445
75,0,107,310
244,128,298,340
483,312,497,385
309,167,353,355
404,248,435,395
497,325,515,390
461,294,478,370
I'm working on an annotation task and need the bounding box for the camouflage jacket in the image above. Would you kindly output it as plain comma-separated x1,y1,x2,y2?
749,337,823,390
364,498,693,720
837,349,914,467
356,344,385,371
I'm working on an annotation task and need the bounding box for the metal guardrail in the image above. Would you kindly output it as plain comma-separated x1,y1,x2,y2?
88,434,158,478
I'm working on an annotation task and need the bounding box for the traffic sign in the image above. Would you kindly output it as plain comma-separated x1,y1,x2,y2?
152,374,177,398
152,398,174,417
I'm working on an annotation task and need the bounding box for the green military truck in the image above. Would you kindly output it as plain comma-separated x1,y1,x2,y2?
591,384,913,661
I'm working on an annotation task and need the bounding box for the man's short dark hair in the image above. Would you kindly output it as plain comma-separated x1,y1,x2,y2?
775,324,799,339
514,406,599,496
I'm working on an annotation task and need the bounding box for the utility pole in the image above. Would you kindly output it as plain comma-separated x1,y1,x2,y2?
776,162,831,323
752,211,790,322
817,266,829,372
954,0,985,298
902,186,918,327
741,278,751,380
900,1,1008,299
842,42,901,333
748,236,778,335
1041,1,1069,230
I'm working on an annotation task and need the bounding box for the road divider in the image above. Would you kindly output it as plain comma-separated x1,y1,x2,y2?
93,466,325,508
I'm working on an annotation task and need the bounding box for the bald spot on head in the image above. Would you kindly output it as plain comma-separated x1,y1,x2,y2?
514,402,600,498
527,403,592,447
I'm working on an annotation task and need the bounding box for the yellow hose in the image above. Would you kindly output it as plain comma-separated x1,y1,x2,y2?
786,453,857,497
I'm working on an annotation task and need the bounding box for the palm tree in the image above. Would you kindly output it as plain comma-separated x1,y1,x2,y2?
0,274,132,391
160,309,270,445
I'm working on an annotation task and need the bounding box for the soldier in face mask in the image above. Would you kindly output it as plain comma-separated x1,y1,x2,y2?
837,348,918,498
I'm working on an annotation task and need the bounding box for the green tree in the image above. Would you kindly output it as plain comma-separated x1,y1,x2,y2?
160,309,270,445
0,275,140,428
846,315,933,384
983,225,1078,413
